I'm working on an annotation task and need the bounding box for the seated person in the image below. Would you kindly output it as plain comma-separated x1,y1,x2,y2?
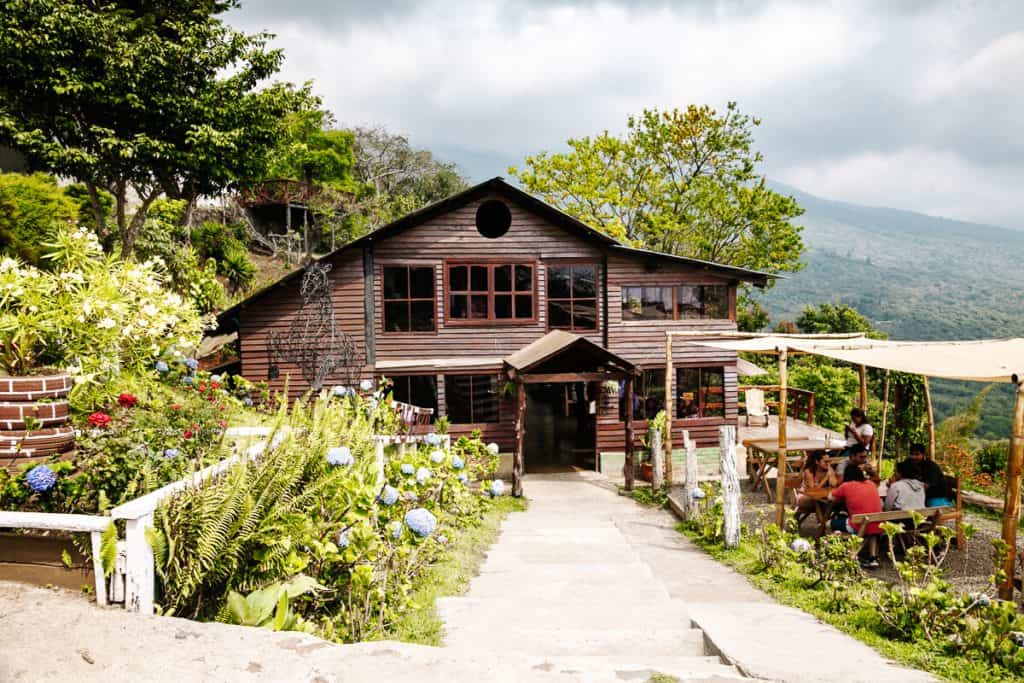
842,408,874,456
834,443,876,480
795,451,838,514
829,465,883,568
678,392,700,419
906,443,954,507
884,460,926,511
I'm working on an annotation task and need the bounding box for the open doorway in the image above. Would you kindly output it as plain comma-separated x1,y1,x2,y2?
523,382,597,472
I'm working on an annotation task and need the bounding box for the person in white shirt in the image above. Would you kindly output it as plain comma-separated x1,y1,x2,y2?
842,408,874,456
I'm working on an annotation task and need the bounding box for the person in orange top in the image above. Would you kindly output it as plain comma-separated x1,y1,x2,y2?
829,465,883,568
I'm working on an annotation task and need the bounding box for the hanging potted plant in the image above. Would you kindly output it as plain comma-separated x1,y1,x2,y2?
0,258,75,468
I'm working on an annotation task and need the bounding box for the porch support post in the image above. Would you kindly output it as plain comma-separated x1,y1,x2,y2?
998,376,1024,600
775,348,789,529
878,369,891,473
859,364,868,411
664,334,673,485
513,377,526,497
924,376,936,459
624,373,636,491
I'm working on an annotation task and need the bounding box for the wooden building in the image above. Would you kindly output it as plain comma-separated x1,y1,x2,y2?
216,178,772,471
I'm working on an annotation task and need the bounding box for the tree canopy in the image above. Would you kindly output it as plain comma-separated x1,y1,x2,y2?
510,103,804,275
0,0,311,255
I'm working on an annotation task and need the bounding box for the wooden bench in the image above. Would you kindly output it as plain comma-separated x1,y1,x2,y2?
851,506,953,539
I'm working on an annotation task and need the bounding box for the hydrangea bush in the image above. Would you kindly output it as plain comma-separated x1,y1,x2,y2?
148,390,501,643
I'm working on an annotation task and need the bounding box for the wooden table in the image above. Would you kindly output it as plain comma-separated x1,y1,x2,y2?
743,438,836,501
798,486,833,536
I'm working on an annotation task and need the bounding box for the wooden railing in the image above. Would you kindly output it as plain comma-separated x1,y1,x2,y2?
738,385,815,424
236,179,320,207
392,400,434,430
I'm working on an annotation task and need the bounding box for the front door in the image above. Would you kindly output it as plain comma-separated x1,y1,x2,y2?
523,382,597,472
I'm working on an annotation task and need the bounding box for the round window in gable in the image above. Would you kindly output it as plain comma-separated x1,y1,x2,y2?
475,199,512,239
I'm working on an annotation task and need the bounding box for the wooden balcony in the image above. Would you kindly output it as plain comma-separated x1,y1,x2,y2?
237,179,320,207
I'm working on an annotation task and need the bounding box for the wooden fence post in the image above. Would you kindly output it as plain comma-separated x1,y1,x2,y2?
513,379,526,497
720,425,741,549
624,374,635,491
775,348,789,529
878,369,891,473
683,430,699,519
651,424,664,490
924,376,936,460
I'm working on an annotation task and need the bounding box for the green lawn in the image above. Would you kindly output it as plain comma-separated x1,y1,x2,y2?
387,496,527,645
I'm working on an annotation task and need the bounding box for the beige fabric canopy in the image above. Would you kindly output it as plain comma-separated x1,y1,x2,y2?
681,334,1024,383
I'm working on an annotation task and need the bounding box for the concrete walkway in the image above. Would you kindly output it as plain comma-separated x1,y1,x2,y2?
440,472,934,683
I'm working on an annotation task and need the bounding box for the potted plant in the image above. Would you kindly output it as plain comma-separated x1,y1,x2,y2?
0,257,75,468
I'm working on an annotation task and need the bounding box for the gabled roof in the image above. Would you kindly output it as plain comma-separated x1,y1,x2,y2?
217,177,774,326
504,330,636,375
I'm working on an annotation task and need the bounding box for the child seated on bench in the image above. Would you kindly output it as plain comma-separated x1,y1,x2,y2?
829,465,883,568
885,460,926,511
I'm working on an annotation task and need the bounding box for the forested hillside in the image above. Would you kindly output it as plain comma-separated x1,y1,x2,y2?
756,182,1024,438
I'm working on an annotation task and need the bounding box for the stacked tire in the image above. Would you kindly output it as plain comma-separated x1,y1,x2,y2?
0,373,76,471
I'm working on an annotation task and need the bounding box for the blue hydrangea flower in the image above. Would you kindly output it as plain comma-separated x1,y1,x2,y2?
210,374,221,383
327,446,354,466
430,449,444,464
390,521,403,540
404,508,437,538
424,432,442,446
359,379,374,392
243,397,253,407
437,535,448,545
379,485,399,506
452,456,464,470
183,376,194,385
26,465,57,493
489,480,505,497
163,448,179,459
457,473,468,483
337,530,350,549
416,467,432,484
155,360,169,373
400,463,415,476
184,358,199,370
403,490,419,502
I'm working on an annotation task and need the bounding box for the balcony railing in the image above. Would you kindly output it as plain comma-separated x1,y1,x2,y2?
236,179,320,207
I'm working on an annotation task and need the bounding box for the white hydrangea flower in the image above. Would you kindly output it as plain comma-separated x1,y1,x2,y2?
98,317,116,329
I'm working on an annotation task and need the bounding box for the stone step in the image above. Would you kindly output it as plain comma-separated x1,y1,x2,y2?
459,575,671,601
444,625,706,657
437,597,692,630
476,561,655,581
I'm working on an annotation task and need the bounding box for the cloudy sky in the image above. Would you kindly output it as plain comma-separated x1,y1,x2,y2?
229,1,1024,229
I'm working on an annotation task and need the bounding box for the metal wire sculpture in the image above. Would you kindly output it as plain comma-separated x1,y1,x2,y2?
267,262,363,391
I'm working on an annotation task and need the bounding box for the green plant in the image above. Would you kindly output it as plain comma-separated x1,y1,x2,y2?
754,518,796,575
225,575,322,633
629,486,668,508
975,440,1009,476
0,172,77,266
433,415,449,435
220,247,257,296
798,534,864,611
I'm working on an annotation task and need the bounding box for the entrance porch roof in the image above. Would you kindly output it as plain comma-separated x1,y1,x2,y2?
504,330,636,381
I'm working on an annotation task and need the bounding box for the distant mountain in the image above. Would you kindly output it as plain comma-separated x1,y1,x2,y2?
757,182,1024,439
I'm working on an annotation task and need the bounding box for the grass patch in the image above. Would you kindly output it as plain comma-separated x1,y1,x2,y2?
387,495,527,645
677,525,1012,682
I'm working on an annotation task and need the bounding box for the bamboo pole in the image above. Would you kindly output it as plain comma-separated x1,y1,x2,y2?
664,334,673,486
512,378,526,497
859,364,868,412
877,369,890,474
998,376,1024,600
624,374,636,492
924,376,936,459
775,347,789,528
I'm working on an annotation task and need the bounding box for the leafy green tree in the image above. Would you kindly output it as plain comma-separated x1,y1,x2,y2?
509,103,804,275
264,110,360,191
795,303,880,336
0,0,310,256
0,172,76,265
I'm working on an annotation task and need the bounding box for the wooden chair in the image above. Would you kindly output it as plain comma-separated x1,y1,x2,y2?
938,475,965,547
745,388,770,427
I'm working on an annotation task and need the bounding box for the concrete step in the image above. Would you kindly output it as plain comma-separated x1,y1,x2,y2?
476,561,655,581
496,654,743,682
482,544,642,565
463,575,671,601
437,597,692,630
444,625,706,657
495,527,629,544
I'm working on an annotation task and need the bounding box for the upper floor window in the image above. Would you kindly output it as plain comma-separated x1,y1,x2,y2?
383,265,435,332
621,284,730,321
444,374,499,423
547,264,598,330
447,262,534,322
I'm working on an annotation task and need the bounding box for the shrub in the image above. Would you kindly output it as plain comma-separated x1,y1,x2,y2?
220,247,257,295
975,440,1009,476
0,172,77,266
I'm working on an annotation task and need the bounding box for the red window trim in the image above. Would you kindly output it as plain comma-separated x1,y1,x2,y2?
443,259,537,325
381,264,437,334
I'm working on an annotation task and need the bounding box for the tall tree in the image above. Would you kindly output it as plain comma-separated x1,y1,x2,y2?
510,103,804,275
0,0,310,256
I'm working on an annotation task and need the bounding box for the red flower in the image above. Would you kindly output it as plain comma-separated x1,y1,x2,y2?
183,429,193,439
87,411,112,428
218,420,227,428
172,404,181,411
198,383,207,393
117,393,138,408
211,381,219,390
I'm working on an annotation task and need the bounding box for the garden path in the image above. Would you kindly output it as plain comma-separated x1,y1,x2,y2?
438,471,935,683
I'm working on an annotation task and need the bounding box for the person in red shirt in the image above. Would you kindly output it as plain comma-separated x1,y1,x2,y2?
829,464,883,568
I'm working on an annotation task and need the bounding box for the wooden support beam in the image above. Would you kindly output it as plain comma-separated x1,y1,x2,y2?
877,369,890,473
519,371,627,384
999,376,1024,600
664,335,674,485
858,365,868,411
513,379,526,497
624,374,635,491
924,376,936,459
775,348,789,529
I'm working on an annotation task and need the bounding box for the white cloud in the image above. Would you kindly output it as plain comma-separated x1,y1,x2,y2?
779,147,1024,229
915,31,1024,102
